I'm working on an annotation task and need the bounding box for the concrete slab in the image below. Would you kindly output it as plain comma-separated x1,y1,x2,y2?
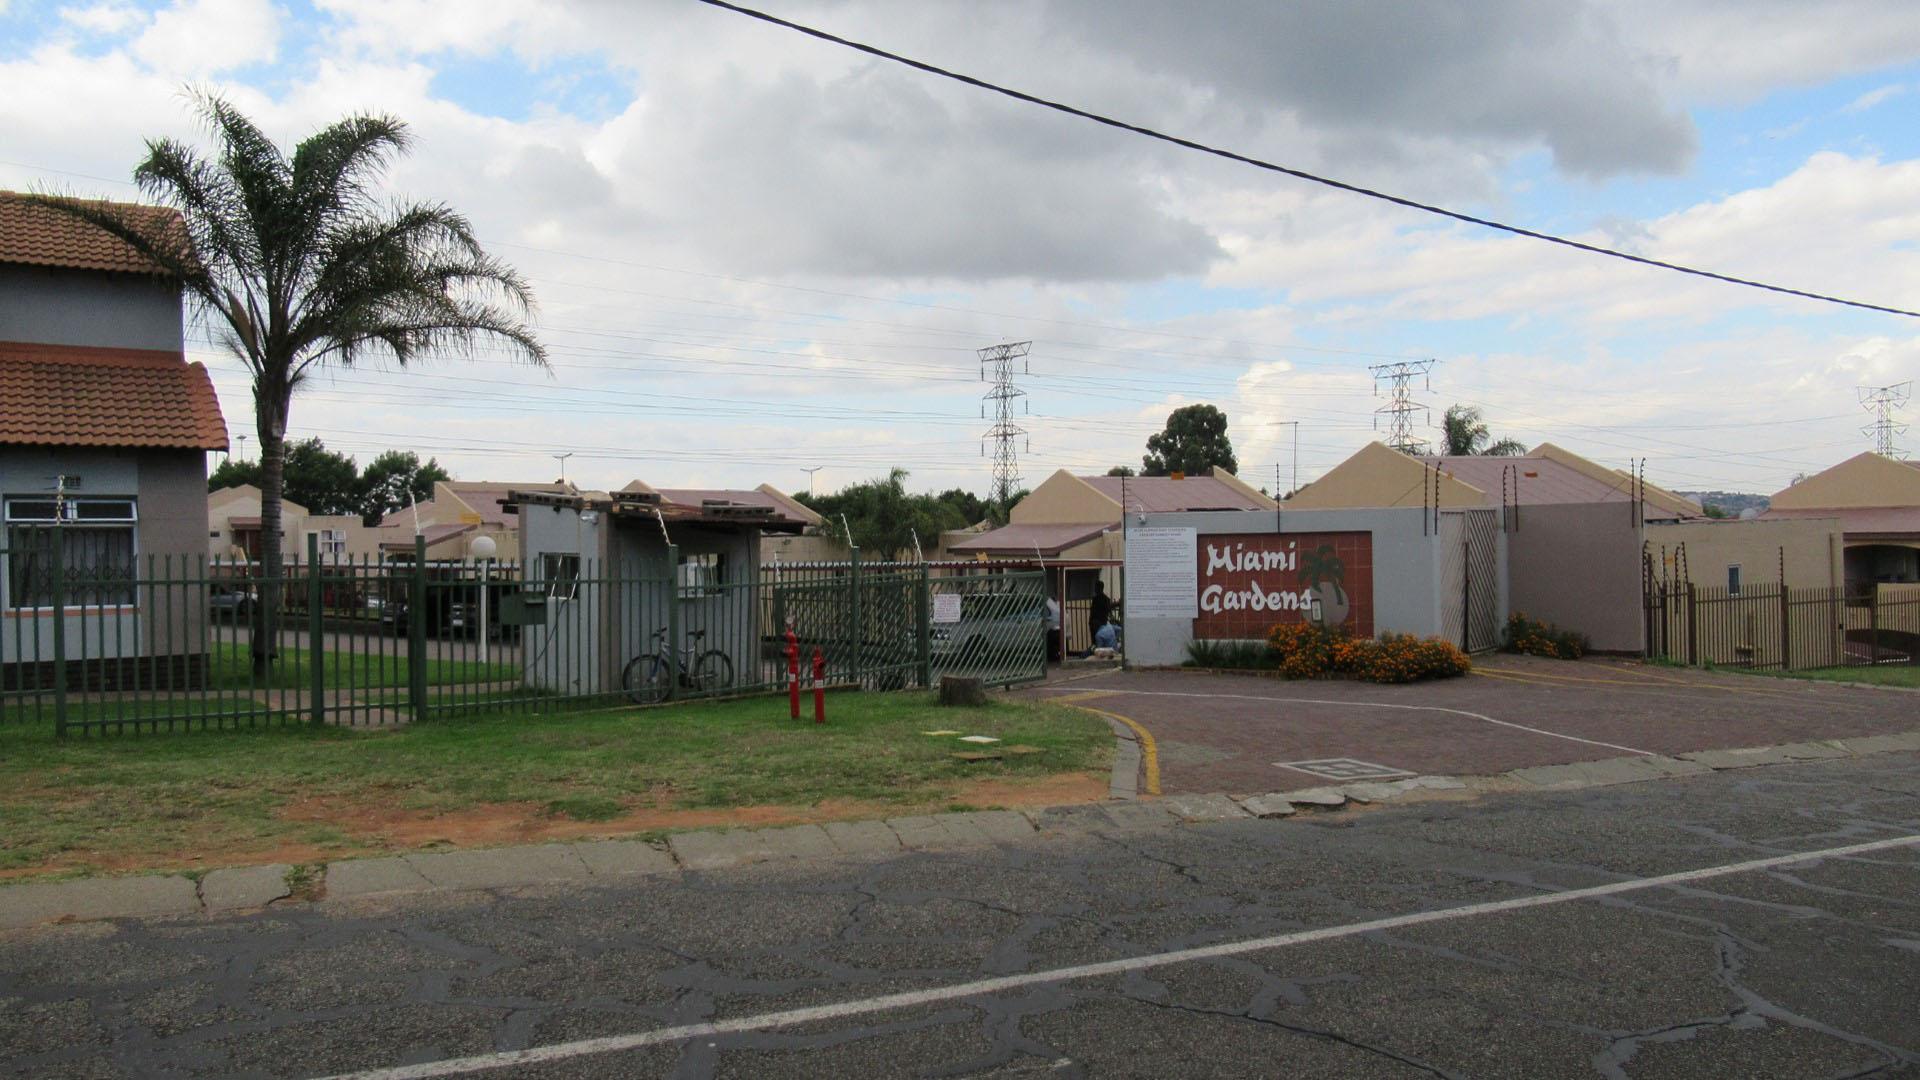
200,864,291,911
1769,740,1853,761
1237,794,1297,819
669,830,765,871
1024,804,1115,833
1095,802,1178,830
572,840,676,877
1284,787,1348,807
1341,780,1417,803
323,857,433,899
948,810,1035,844
822,820,902,857
403,845,591,892
1404,775,1469,791
1682,746,1805,770
884,815,955,851
1158,793,1250,822
1511,755,1711,790
1834,732,1920,756
0,874,199,930
746,825,837,860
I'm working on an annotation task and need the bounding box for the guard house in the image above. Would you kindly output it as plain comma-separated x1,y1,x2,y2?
505,482,812,697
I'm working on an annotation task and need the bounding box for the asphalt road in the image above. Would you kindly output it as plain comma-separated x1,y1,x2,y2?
4,754,1919,1079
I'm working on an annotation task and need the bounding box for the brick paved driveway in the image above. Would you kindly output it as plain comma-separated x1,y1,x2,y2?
1033,656,1920,795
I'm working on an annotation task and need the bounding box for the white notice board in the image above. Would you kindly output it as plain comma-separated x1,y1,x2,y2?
932,592,963,624
1126,527,1197,618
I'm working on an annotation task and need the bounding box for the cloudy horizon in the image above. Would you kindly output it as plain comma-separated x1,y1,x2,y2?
4,0,1918,500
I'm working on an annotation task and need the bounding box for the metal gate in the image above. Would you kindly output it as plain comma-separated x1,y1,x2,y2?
927,570,1048,687
1440,509,1501,652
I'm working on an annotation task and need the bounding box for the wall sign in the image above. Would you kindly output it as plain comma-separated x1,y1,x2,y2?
932,592,963,624
1191,531,1374,640
1125,527,1198,618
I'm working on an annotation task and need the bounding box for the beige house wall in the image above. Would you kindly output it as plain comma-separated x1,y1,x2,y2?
1645,517,1844,592
1770,452,1920,511
1284,441,1487,510
1010,470,1120,525
760,532,851,564
207,484,308,560
1507,503,1644,653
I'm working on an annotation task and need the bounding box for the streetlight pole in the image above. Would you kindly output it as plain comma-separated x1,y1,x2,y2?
552,452,573,485
802,466,823,497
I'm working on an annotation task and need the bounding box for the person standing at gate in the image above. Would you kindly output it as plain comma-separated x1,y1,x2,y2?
1045,594,1061,664
1089,579,1113,653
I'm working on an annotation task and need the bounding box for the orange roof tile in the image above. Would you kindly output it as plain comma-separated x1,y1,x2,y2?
0,191,184,275
0,341,228,450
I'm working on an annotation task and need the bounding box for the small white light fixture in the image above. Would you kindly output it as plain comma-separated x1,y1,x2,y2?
469,534,498,561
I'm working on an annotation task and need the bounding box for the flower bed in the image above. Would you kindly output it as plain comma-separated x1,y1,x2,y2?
1180,624,1471,684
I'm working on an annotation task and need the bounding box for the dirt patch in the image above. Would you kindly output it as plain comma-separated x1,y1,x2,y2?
278,771,1108,849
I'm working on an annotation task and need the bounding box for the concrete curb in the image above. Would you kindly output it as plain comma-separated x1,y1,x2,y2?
5,729,1918,932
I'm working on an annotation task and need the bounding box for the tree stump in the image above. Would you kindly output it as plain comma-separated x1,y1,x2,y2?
938,675,989,707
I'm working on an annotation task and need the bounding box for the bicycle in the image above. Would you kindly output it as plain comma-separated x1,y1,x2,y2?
622,627,735,704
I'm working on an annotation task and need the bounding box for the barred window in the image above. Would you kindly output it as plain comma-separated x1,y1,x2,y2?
4,498,139,608
678,551,726,598
541,553,580,601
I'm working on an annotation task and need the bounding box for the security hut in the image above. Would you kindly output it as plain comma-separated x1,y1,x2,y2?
1122,502,1507,668
505,481,813,699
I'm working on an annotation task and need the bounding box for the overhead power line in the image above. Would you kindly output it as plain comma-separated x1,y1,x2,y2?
695,0,1920,321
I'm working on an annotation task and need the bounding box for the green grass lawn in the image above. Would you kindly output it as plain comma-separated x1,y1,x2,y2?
0,691,1111,878
1742,664,1920,689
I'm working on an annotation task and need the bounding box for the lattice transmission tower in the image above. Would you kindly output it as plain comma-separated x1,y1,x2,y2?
979,341,1033,505
1860,381,1912,458
1369,359,1437,454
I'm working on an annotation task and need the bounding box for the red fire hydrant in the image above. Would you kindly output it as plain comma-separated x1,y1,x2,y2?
786,628,800,720
812,647,827,724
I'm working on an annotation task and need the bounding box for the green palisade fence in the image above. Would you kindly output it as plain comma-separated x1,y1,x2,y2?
0,535,1048,736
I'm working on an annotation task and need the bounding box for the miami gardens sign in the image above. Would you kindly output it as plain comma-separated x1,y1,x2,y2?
1124,528,1375,639
1195,532,1374,639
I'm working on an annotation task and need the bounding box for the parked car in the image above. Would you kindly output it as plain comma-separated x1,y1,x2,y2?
208,586,255,622
929,591,1046,671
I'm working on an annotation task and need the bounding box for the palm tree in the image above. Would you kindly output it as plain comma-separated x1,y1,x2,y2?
33,94,545,671
1440,404,1526,457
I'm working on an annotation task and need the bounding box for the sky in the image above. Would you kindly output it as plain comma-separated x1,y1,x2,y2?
4,0,1920,500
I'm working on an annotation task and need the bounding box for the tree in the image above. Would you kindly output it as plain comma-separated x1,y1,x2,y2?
797,469,970,559
208,456,261,491
1106,465,1136,477
1440,404,1526,457
280,438,360,515
35,95,544,672
1143,404,1237,476
358,450,450,525
932,488,991,525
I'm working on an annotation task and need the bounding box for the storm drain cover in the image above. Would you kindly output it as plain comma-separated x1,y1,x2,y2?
1275,758,1414,781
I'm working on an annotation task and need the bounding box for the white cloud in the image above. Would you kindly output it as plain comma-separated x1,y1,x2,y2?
134,0,281,77
59,2,145,35
1843,82,1908,112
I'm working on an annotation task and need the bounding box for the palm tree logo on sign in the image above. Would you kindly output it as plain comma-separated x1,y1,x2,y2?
1299,545,1350,629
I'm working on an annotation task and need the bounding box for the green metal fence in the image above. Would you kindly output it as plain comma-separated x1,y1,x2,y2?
1,532,1047,736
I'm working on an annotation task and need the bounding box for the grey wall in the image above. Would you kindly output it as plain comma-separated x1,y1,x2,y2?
1125,507,1450,667
0,265,184,351
1506,503,1644,653
1,446,207,662
517,506,766,697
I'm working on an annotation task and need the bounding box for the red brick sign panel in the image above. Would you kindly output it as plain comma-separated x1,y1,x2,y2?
1192,531,1374,640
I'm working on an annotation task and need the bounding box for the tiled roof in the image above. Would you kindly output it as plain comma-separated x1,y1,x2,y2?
946,522,1114,556
0,341,227,450
0,192,184,275
1416,455,1688,519
1077,474,1271,512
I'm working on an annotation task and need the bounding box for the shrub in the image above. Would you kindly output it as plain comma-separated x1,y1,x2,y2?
1354,633,1471,683
1266,622,1347,678
1503,612,1589,660
1183,639,1278,670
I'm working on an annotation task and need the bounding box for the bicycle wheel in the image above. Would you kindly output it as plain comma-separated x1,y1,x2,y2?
690,649,734,693
621,654,670,704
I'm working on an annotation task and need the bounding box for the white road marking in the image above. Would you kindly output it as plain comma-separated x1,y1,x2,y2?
1044,686,1656,756
319,833,1920,1079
